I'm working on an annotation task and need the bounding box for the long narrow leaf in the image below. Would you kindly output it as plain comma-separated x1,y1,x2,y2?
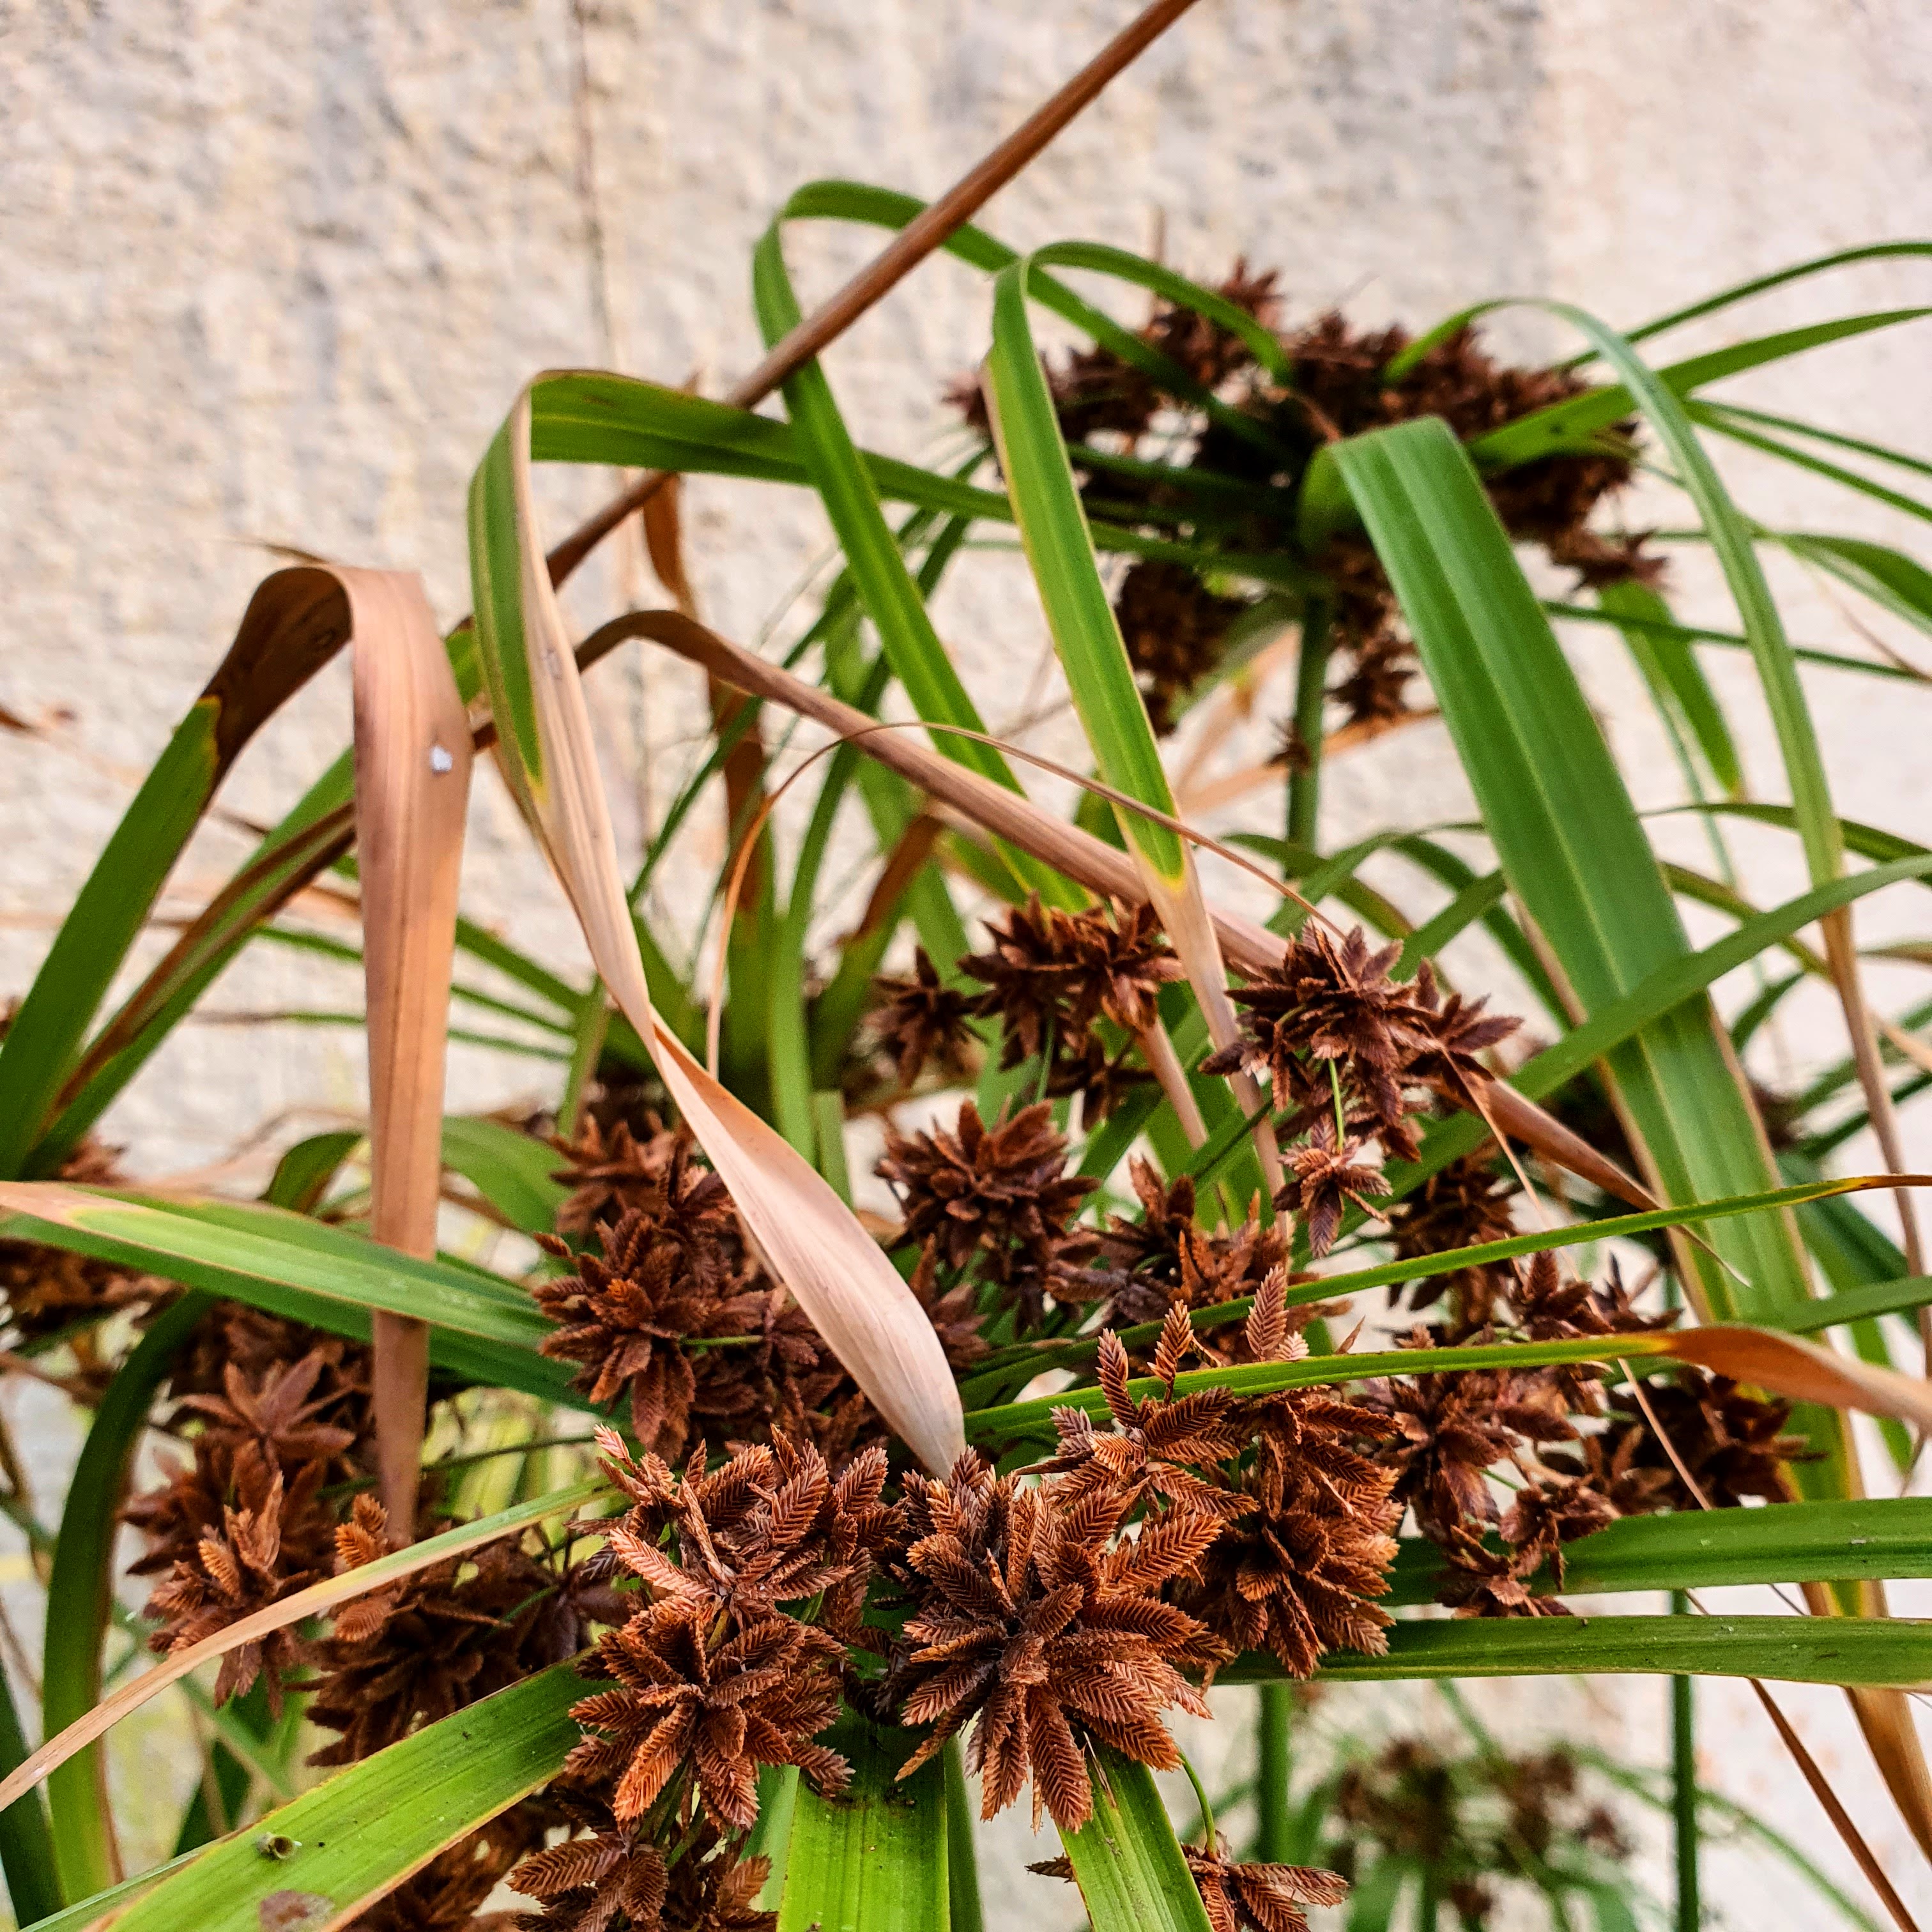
1054,1748,1213,1932
350,569,474,1526
105,1664,582,1932
470,385,963,1474
775,1710,949,1932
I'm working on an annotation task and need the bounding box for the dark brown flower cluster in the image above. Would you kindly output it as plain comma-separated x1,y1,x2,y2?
1381,1154,1521,1334
125,1328,372,1709
511,1428,887,1931
1326,1737,1631,1928
1349,1245,1806,1618
945,263,1652,742
884,1441,1220,1832
0,1133,162,1384
1179,1288,1404,1677
533,1140,866,1462
1033,1839,1349,1932
551,1114,684,1241
1068,1157,1290,1339
307,1495,624,1766
878,1098,1096,1331
962,896,1181,1125
299,1496,626,1932
868,1287,1395,1882
1203,924,1517,1254
1113,560,1252,735
865,948,977,1092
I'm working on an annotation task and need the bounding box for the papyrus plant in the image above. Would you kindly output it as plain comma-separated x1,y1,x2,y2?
2,10,1932,1932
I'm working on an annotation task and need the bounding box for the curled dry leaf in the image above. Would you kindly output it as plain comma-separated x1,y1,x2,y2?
468,390,963,1476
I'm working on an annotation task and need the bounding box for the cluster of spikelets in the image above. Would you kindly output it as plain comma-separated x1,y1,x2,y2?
89,887,1813,1932
949,259,1654,748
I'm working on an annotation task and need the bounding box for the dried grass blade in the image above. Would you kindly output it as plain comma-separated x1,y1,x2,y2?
1666,1324,1932,1432
347,569,474,1528
470,390,963,1475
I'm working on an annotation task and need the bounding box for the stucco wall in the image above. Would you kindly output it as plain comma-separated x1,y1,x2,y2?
4,0,1932,1922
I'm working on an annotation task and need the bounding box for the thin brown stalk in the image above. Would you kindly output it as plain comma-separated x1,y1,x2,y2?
1821,910,1928,1360
1136,1014,1209,1146
1749,1679,1924,1932
1629,1359,1932,1899
542,0,1207,586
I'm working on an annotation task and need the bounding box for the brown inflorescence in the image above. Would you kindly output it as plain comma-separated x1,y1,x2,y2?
1202,924,1517,1257
1383,1154,1521,1334
305,1496,625,1768
532,1142,865,1462
884,1446,1220,1832
878,1098,1097,1330
1181,1278,1403,1676
866,948,977,1091
1032,1838,1349,1932
960,897,1178,1126
551,1115,685,1241
125,1328,374,1710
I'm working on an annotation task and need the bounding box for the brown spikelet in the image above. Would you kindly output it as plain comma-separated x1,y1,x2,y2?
143,1459,331,1712
866,948,977,1090
1032,1322,1250,1522
549,1114,684,1239
887,1450,1218,1832
962,898,1181,1121
1182,1283,1401,1678
877,1100,1096,1324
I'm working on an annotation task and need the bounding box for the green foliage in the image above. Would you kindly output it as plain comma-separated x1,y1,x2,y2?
1,92,1928,1932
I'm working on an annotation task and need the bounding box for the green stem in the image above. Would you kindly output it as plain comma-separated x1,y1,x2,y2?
1285,597,1333,855
558,988,608,1133
1178,1751,1217,1851
1416,1864,1441,1932
1672,1590,1700,1932
0,1653,59,1926
44,1291,211,1904
1255,1683,1294,1862
943,1738,985,1932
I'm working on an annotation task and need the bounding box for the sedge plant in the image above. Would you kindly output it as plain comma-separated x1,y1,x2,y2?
3,12,1932,1932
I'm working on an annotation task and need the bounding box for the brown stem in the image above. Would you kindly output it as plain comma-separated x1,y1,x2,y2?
1135,1016,1208,1146
541,0,1207,588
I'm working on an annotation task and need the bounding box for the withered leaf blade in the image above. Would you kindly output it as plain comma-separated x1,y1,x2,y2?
347,567,474,1528
468,388,964,1476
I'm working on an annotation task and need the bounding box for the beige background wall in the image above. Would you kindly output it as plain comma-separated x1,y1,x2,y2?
5,1,1932,1922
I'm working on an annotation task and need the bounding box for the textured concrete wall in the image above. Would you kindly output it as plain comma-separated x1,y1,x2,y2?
4,0,1932,1920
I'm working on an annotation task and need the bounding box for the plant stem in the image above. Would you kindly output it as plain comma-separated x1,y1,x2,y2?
1256,1682,1294,1862
1416,1865,1441,1932
0,1657,58,1925
943,1738,985,1932
559,987,609,1133
1672,1588,1700,1932
1286,597,1333,855
544,0,1209,585
1179,1750,1217,1851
